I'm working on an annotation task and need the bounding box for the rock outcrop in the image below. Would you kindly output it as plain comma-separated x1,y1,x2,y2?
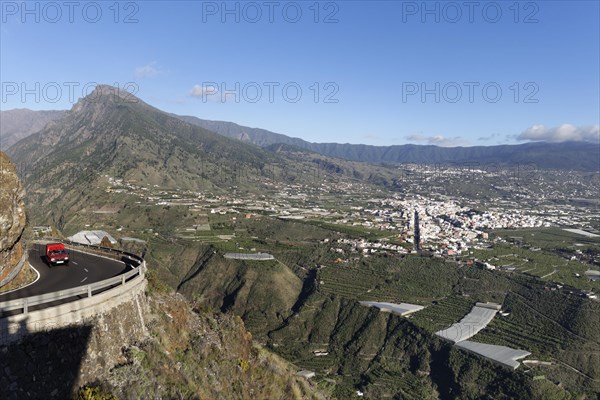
0,290,328,399
0,151,27,287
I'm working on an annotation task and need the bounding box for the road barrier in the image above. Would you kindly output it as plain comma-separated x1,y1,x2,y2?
0,251,28,288
0,239,146,316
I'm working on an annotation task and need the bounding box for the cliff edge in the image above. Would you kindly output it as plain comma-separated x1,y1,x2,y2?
0,151,27,287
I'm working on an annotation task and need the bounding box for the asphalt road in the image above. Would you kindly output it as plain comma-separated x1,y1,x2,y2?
0,244,130,303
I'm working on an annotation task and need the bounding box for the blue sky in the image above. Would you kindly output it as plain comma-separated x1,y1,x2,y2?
1,0,599,146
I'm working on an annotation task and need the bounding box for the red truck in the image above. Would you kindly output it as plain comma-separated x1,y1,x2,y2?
45,243,70,266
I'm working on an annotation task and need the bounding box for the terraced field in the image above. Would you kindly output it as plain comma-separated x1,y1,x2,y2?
318,256,460,304
294,354,337,375
410,296,475,333
474,292,593,354
319,264,387,299
492,228,600,252
471,291,600,393
365,367,436,399
476,315,569,354
472,243,600,291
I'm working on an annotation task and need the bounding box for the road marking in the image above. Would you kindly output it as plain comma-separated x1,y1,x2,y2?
84,267,88,272
0,262,41,297
81,277,88,283
72,261,79,266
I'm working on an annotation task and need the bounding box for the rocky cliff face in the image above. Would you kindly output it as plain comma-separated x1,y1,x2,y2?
0,289,328,399
0,151,27,287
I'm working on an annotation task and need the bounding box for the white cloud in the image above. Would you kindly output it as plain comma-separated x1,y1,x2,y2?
406,134,467,147
190,84,214,97
134,62,161,78
406,134,427,142
190,84,237,102
477,132,501,141
517,124,600,143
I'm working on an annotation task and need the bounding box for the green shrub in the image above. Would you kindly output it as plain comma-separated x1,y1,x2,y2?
76,385,118,400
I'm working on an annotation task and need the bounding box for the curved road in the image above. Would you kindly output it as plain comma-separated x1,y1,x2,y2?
0,244,130,303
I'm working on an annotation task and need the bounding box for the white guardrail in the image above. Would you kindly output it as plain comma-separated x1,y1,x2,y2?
0,239,146,316
0,250,28,288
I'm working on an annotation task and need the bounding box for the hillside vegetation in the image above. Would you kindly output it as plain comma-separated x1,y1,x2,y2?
99,289,329,400
6,86,598,399
162,217,598,398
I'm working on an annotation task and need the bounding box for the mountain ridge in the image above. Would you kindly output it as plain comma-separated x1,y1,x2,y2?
7,85,281,193
175,114,600,171
0,109,65,150
6,85,401,225
3,87,598,173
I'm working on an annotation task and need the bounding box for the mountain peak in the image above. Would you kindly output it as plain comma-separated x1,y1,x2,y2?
71,84,141,112
89,84,136,99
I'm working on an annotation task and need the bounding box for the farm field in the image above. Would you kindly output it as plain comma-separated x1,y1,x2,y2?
318,255,461,304
471,241,600,291
88,211,600,399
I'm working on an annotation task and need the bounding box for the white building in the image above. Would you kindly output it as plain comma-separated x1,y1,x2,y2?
68,230,118,246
